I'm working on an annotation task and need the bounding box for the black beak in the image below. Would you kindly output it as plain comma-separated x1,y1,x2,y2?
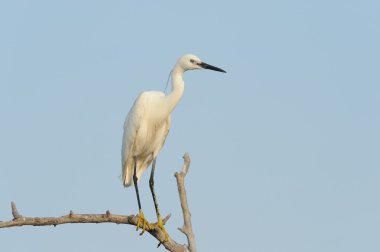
198,62,226,73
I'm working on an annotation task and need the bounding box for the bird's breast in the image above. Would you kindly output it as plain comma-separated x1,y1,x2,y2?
134,118,169,157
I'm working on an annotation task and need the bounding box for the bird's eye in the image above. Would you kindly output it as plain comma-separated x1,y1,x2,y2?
190,59,195,63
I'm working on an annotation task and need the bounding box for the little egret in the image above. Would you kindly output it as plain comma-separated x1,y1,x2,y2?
121,54,226,239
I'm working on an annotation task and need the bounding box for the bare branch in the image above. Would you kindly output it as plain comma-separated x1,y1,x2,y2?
1,153,196,252
175,152,197,252
11,201,23,220
0,203,186,252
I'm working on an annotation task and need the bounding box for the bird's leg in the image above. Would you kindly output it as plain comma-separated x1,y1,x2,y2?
149,158,169,242
133,158,151,235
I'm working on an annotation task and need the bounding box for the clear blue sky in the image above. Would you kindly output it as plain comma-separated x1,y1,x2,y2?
1,1,379,251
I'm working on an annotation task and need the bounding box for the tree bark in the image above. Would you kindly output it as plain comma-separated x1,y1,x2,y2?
175,153,197,252
0,153,196,252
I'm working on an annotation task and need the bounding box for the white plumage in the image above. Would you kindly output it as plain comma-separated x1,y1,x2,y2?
121,54,226,187
120,54,225,238
121,91,171,186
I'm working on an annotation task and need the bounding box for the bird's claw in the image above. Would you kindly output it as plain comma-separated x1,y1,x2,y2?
136,209,152,235
153,215,169,242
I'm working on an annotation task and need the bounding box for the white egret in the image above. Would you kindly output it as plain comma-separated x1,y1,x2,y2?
121,54,226,239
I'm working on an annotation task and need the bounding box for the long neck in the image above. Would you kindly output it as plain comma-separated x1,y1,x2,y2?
165,65,185,113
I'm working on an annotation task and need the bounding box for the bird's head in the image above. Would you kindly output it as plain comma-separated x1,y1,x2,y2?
176,54,226,73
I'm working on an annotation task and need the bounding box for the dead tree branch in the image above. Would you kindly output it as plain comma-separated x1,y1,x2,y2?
0,202,186,251
175,153,197,252
0,153,197,252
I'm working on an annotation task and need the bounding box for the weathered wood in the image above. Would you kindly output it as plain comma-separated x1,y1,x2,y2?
175,153,197,252
1,153,196,252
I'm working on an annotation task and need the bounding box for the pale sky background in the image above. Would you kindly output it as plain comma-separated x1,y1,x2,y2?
1,1,379,251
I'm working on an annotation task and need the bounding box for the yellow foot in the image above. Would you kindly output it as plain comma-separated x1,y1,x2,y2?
136,209,152,235
153,215,169,242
